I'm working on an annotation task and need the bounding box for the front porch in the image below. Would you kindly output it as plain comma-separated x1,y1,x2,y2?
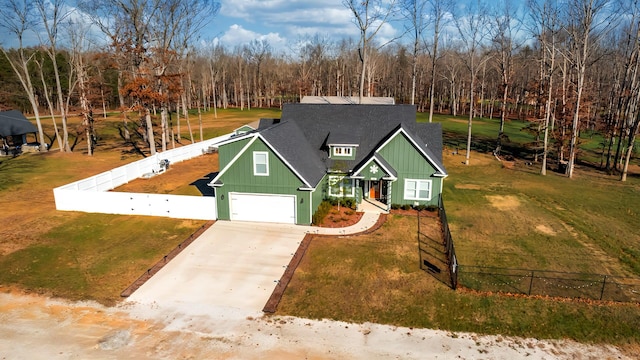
359,179,392,212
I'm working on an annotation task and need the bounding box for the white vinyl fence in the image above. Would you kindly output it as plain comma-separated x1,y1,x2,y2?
53,134,233,220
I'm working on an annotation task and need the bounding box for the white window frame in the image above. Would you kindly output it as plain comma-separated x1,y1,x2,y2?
403,179,432,201
253,151,269,176
329,175,355,197
332,146,353,157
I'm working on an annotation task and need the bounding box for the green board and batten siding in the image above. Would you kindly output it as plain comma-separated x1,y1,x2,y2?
218,137,251,168
215,137,316,224
377,132,442,206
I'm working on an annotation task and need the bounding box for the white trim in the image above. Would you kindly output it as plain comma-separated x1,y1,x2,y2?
328,143,359,147
332,146,353,157
208,136,258,186
233,124,256,133
376,127,447,176
403,179,433,201
352,154,396,179
257,134,314,188
210,131,254,147
328,175,355,197
253,151,269,176
208,133,315,189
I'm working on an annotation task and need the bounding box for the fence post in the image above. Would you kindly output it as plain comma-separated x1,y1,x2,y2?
528,271,534,295
417,210,422,271
600,275,607,301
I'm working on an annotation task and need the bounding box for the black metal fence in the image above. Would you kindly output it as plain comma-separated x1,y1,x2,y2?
417,196,640,303
418,194,458,289
459,266,640,303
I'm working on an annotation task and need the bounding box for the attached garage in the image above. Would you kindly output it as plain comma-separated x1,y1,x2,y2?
229,192,296,224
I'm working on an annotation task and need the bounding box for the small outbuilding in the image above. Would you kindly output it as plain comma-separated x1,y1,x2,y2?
0,110,40,155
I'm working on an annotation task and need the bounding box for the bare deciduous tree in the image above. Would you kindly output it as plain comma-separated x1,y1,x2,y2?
455,1,492,165
343,0,398,103
563,0,615,178
0,0,47,151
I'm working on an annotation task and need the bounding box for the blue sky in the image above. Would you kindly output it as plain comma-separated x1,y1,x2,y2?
205,0,401,53
1,0,529,54
202,0,529,54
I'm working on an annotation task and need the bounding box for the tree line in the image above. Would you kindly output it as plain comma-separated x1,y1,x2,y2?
0,0,638,181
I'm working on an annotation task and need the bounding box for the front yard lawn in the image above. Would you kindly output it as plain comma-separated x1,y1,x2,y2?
275,215,640,347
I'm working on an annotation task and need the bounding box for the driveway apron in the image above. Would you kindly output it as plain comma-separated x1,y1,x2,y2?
126,221,308,317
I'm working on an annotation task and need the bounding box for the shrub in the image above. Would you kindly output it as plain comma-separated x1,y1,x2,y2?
401,204,412,211
413,204,427,211
312,200,333,224
390,203,401,210
426,204,438,212
341,198,356,210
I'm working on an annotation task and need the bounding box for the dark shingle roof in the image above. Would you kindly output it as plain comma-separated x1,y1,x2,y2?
254,104,446,188
259,120,327,188
0,110,37,137
326,131,360,146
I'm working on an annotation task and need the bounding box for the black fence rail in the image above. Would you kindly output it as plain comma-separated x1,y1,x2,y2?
460,266,640,303
418,194,458,289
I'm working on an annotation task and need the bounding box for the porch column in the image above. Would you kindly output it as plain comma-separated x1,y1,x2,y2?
386,181,393,211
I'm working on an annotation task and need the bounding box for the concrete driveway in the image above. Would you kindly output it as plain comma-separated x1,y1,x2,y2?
125,210,381,324
125,220,312,318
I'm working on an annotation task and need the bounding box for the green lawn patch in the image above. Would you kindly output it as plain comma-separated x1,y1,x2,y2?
276,215,640,344
0,213,205,305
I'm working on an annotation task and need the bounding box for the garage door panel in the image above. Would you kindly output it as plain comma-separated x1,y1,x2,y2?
230,193,296,224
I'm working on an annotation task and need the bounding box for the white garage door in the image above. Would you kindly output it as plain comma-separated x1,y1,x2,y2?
229,193,296,224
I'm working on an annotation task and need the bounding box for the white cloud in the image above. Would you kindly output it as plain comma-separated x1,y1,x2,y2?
215,0,405,53
215,24,287,51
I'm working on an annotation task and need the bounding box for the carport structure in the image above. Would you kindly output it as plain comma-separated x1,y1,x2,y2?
0,110,39,154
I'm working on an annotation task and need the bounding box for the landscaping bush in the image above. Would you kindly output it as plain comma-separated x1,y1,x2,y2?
401,204,412,211
341,198,356,210
390,203,401,210
312,200,333,225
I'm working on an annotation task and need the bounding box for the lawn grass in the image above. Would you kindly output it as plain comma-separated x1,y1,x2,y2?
0,213,204,305
4,107,640,346
0,108,278,304
276,149,640,346
277,215,640,345
443,152,640,276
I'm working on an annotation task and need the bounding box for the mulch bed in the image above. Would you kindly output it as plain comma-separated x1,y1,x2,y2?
315,205,363,228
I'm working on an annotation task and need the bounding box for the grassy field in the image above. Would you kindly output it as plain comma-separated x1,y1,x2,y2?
2,107,639,347
277,216,640,345
276,113,640,346
0,108,275,304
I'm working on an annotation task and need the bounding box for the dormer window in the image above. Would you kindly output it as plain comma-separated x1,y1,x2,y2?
333,146,353,157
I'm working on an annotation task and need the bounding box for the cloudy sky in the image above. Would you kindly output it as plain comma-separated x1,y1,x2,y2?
205,0,403,53
1,0,527,54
